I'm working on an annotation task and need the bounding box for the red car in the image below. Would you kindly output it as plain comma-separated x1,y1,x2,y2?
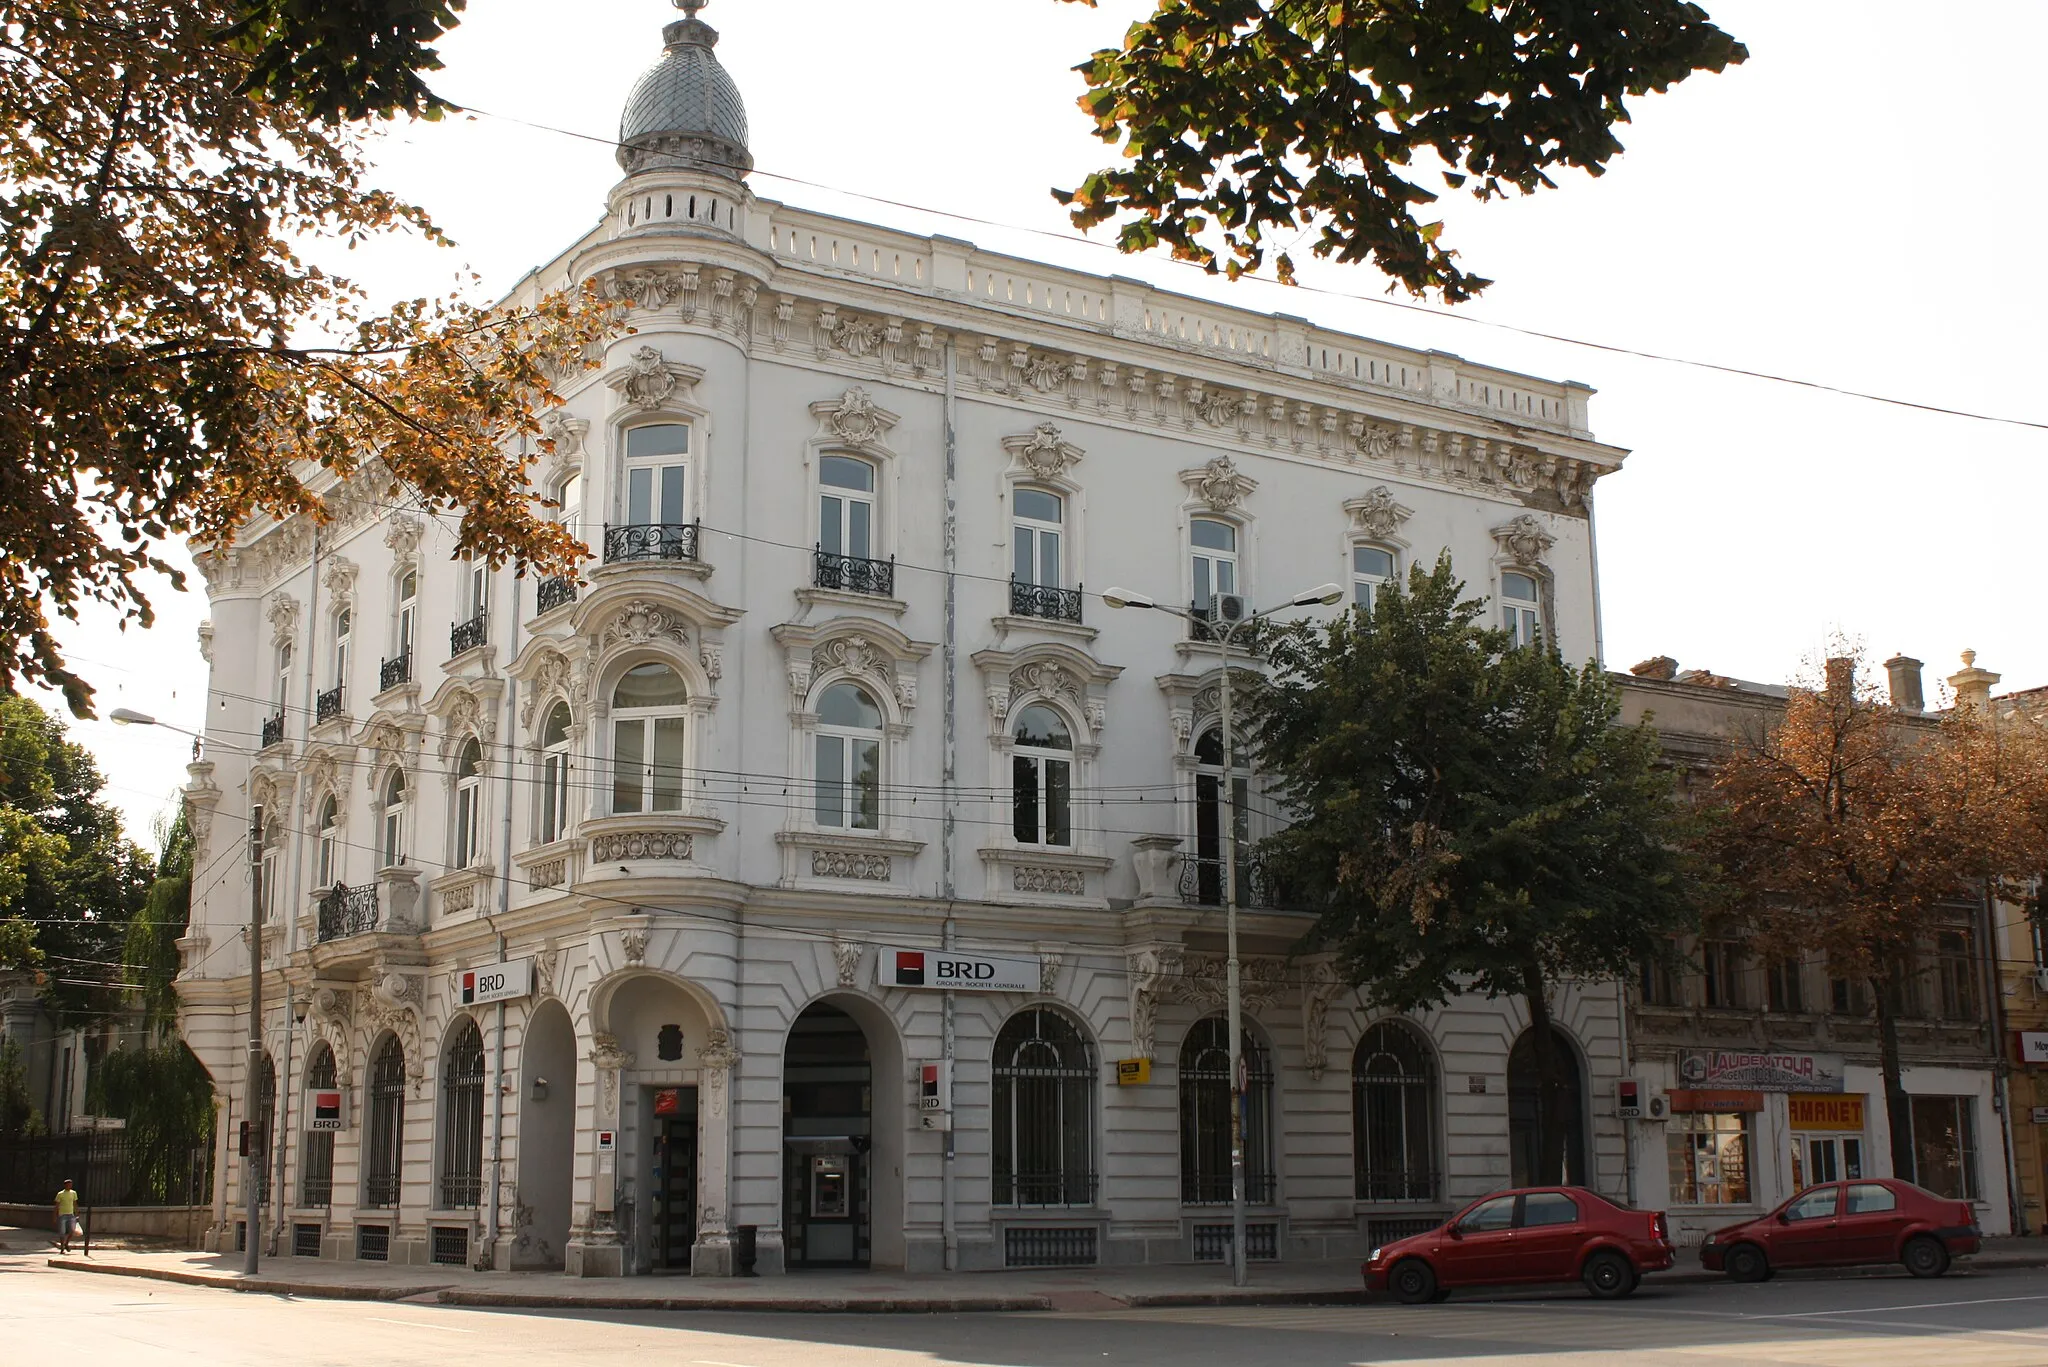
1700,1178,1981,1281
1362,1186,1675,1304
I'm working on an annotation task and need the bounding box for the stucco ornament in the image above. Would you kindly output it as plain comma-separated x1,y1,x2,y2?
599,599,689,653
831,313,883,359
1357,424,1397,459
521,650,576,731
619,928,650,966
540,408,588,462
826,387,886,445
384,512,423,556
832,939,863,988
1020,351,1067,393
1008,422,1083,482
618,345,677,410
267,593,300,647
813,633,882,683
1345,486,1414,540
698,1027,739,1119
1300,959,1343,1081
1183,454,1257,511
1200,389,1245,428
1492,513,1557,566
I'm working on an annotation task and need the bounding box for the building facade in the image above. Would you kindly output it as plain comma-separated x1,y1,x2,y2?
175,7,1635,1275
1618,658,2014,1244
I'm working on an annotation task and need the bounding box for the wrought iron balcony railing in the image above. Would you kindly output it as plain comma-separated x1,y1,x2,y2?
316,882,379,942
603,521,699,564
379,652,412,692
1188,603,1269,648
535,575,578,615
315,685,343,724
814,547,895,597
260,712,285,749
449,612,488,657
1178,854,1292,910
1009,578,1084,623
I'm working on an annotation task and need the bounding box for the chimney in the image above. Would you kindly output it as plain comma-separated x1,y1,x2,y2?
1883,654,1925,712
1824,656,1856,701
1630,656,1678,681
1948,649,2000,714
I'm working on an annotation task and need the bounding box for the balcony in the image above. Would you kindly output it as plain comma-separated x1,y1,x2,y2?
316,882,379,942
1178,854,1294,911
449,612,488,658
1009,579,1083,623
259,712,285,749
814,547,895,597
603,522,699,565
379,652,412,692
314,686,343,724
535,575,578,615
1187,604,1269,649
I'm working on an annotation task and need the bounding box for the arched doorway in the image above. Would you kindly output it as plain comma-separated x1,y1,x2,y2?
782,1000,881,1268
515,1000,577,1269
1508,1026,1586,1187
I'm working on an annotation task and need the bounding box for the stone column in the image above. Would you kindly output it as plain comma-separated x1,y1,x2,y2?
690,1027,739,1276
566,1033,630,1277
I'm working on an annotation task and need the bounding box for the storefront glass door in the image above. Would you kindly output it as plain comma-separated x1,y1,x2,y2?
1791,1134,1864,1192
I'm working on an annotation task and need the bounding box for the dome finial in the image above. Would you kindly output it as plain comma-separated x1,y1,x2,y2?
675,0,706,16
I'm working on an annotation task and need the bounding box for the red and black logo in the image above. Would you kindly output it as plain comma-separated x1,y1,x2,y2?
894,950,925,986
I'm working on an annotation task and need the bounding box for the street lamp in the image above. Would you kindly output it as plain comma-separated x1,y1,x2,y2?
115,707,263,1276
1102,581,1342,1287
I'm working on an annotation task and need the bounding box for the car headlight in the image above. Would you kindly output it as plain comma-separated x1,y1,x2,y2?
1369,1247,1383,1262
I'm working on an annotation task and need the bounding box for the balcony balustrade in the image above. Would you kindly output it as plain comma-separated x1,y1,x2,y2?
603,522,699,565
814,547,895,597
314,686,343,724
315,882,379,942
379,652,412,692
535,575,578,615
449,613,488,657
1009,579,1084,623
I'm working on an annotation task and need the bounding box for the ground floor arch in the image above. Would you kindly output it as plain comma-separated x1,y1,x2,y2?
514,999,577,1269
781,995,905,1269
1508,1024,1588,1187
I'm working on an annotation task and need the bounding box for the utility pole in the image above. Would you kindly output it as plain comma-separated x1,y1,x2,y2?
244,803,264,1274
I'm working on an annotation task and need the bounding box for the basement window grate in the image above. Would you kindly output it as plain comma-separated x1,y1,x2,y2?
1193,1222,1278,1262
293,1223,322,1257
1004,1226,1098,1268
431,1226,469,1267
356,1224,389,1262
234,1221,246,1253
1367,1216,1444,1248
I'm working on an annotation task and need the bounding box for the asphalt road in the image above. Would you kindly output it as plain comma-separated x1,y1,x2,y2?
11,1257,2048,1366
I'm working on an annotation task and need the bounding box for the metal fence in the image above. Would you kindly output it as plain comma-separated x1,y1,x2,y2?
0,1131,212,1208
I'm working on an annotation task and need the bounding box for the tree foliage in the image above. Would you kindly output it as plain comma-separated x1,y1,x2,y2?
0,1036,41,1139
1250,556,1698,1174
126,811,194,1035
222,0,468,122
0,695,153,1017
1056,0,1747,300
88,1041,216,1200
2,1,622,714
1700,651,2048,1179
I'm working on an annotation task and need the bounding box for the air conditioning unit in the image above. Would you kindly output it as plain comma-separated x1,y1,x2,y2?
1214,593,1247,623
1645,1092,1669,1121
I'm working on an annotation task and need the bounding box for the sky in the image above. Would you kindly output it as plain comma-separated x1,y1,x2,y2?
37,0,2048,842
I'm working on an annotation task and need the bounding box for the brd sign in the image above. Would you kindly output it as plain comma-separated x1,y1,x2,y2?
879,947,1036,993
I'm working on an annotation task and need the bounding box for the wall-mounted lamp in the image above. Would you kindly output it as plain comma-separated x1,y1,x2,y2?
530,1076,550,1102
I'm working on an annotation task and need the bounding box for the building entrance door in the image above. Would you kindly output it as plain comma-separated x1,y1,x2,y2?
651,1090,698,1272
1790,1134,1864,1191
782,1002,873,1269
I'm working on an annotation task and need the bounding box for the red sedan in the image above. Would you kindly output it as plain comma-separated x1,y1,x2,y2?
1362,1187,1675,1304
1700,1178,1981,1281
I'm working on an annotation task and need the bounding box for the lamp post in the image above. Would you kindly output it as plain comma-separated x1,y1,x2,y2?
1100,582,1342,1287
114,708,262,1274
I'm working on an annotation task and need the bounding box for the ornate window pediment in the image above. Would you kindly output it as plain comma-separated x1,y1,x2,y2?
811,385,900,451
1492,512,1556,567
1180,454,1257,511
774,619,931,717
1002,422,1083,484
422,679,504,766
972,643,1120,741
1344,486,1415,541
605,345,704,413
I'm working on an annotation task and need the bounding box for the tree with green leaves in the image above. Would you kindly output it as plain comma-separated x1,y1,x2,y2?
125,812,195,1038
1250,556,1699,1179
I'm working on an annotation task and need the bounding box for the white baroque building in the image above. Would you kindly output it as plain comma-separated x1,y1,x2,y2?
176,3,1636,1276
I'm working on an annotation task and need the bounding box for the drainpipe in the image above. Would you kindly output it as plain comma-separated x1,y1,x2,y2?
271,523,322,1254
1585,486,1606,668
483,547,523,1268
939,337,959,1272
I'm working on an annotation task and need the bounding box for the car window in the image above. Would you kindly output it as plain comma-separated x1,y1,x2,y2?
1785,1187,1839,1222
1845,1183,1898,1214
1522,1192,1581,1228
1458,1195,1518,1233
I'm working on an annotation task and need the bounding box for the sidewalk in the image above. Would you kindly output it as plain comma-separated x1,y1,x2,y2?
11,1228,2048,1314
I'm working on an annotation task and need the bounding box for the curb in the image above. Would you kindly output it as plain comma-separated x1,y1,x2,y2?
435,1288,1053,1314
47,1258,448,1301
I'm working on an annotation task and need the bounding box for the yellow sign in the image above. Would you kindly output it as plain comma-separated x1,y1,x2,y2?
1115,1058,1151,1086
1788,1092,1866,1131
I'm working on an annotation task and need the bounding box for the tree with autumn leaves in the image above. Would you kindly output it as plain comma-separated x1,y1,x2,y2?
1702,652,2048,1183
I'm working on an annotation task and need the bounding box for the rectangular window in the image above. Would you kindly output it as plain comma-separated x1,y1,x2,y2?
1640,957,1680,1008
1500,570,1542,648
815,735,880,830
1767,959,1804,1014
1351,545,1395,610
627,462,686,526
1701,940,1745,1009
1830,973,1869,1016
1190,517,1237,613
612,717,686,816
820,455,876,560
1012,489,1063,588
1667,1112,1752,1205
1910,1095,1980,1200
1935,930,1977,1021
1013,753,1073,846
612,718,646,815
540,752,568,844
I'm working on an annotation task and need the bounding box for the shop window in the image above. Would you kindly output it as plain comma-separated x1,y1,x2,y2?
1909,1095,1980,1201
1668,1111,1751,1205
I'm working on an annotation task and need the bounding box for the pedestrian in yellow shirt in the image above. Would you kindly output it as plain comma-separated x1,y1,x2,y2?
53,1180,79,1254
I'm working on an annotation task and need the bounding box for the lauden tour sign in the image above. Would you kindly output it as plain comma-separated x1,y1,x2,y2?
1679,1049,1845,1093
879,948,1036,993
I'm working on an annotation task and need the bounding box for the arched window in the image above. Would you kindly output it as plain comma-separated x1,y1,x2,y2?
259,807,285,923
992,1008,1096,1206
1191,728,1250,906
1013,488,1063,588
380,768,407,868
253,1053,277,1206
624,423,689,527
1190,517,1238,619
1179,1016,1274,1204
332,607,352,689
301,1043,337,1205
538,702,573,844
1351,545,1396,611
557,470,583,540
316,794,339,887
1353,1021,1440,1201
819,455,877,561
453,738,485,868
439,1020,486,1208
1508,1025,1587,1187
1501,570,1542,648
610,662,688,815
395,569,417,661
815,682,881,830
365,1036,406,1206
1011,704,1073,847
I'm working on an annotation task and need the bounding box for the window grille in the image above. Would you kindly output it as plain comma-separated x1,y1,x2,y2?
1353,1022,1440,1202
1178,1017,1275,1204
364,1038,406,1207
356,1224,389,1261
992,1008,1097,1207
440,1022,487,1208
1367,1216,1443,1247
293,1223,323,1257
431,1226,470,1267
301,1044,336,1206
1192,1222,1278,1261
1004,1226,1098,1267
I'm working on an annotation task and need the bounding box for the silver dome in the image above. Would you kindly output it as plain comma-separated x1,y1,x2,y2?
617,14,751,176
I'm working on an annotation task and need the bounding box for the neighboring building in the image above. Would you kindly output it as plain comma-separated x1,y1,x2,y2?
1617,654,2013,1244
1987,664,2048,1236
0,971,91,1134
174,5,1635,1274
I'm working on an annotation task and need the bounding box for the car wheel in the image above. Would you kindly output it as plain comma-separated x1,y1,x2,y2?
1390,1258,1438,1306
1725,1243,1771,1283
1583,1250,1634,1299
1903,1236,1950,1279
